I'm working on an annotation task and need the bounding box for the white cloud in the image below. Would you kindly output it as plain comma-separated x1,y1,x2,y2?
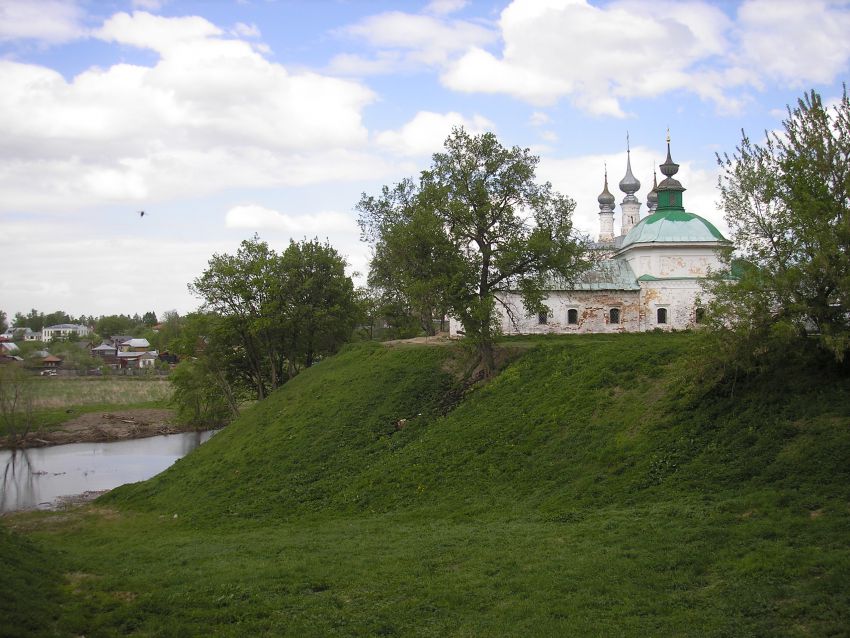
424,0,468,15
375,111,494,156
0,221,227,316
736,0,850,86
231,22,261,38
0,0,85,43
0,11,382,212
443,0,735,115
435,0,850,116
329,10,495,74
529,111,551,126
225,205,359,235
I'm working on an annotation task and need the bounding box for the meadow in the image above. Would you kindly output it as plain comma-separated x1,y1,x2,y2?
2,333,849,637
1,376,173,437
29,376,172,410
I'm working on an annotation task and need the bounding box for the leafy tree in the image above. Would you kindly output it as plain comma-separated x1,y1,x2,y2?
142,311,158,326
190,235,284,398
151,310,182,353
708,87,850,365
48,342,99,370
276,238,358,375
0,310,7,334
0,366,36,445
169,358,238,428
95,315,135,340
357,179,460,335
360,128,588,372
190,235,358,398
41,311,71,328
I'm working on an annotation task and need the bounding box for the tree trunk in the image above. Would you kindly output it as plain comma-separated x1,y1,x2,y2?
478,339,495,376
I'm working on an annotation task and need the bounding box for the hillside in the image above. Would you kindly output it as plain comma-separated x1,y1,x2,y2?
4,333,850,637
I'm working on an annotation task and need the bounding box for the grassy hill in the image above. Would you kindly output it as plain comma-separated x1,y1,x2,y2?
4,333,850,637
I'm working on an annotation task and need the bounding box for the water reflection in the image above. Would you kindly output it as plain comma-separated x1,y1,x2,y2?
0,430,217,513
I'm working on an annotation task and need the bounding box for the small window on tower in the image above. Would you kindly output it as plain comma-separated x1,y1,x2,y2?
538,311,548,325
657,307,667,324
568,308,578,325
609,308,620,324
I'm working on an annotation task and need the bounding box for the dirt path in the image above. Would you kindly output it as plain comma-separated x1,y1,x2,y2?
2,408,195,449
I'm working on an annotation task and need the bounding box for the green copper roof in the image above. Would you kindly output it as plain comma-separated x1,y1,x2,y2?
620,209,727,248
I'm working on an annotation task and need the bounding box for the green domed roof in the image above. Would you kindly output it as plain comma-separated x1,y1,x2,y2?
620,209,727,248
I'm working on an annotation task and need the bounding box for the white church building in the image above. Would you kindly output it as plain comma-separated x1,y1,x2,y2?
451,138,730,336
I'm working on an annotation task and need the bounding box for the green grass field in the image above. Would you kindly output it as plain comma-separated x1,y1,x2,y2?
1,376,173,436
29,377,172,410
2,334,849,636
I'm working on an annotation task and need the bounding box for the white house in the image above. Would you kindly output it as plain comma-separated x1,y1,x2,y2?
450,138,729,336
42,323,92,341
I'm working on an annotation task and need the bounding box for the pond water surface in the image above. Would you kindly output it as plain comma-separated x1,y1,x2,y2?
0,430,217,513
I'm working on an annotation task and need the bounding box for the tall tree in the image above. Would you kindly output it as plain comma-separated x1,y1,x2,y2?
276,239,358,375
189,236,358,398
708,87,850,364
361,128,587,372
190,235,282,399
357,179,461,335
0,310,7,334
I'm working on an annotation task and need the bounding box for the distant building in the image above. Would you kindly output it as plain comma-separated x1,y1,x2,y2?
42,324,91,341
0,327,41,341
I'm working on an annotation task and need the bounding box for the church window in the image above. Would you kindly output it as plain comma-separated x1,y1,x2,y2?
609,308,620,324
695,307,705,324
657,308,667,324
538,311,548,325
568,308,578,325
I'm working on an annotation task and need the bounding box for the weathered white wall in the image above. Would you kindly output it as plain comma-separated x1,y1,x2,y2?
637,279,708,330
448,280,712,336
619,244,724,279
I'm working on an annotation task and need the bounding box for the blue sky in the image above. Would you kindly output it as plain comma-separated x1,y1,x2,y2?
2,0,849,319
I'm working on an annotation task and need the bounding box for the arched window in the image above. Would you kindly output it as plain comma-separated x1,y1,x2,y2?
695,307,705,324
568,308,578,325
609,308,620,324
657,307,667,324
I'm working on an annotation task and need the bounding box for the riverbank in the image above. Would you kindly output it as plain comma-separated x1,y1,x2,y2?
0,408,196,449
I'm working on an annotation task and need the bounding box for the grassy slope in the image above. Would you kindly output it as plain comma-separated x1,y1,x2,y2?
4,334,850,637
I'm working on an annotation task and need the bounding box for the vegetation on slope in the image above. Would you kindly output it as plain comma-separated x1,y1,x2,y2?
4,333,850,636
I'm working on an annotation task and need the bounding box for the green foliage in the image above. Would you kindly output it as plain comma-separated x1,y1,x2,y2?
357,179,461,335
95,314,137,339
46,342,99,371
0,366,35,445
0,309,7,334
360,128,589,371
710,87,850,364
13,309,72,333
169,358,236,428
190,236,358,399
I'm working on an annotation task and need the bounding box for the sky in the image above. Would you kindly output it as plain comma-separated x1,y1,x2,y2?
2,0,849,321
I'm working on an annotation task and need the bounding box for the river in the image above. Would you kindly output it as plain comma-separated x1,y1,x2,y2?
0,430,218,513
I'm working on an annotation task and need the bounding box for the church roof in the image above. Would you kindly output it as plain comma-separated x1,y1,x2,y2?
546,259,640,291
619,209,727,248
